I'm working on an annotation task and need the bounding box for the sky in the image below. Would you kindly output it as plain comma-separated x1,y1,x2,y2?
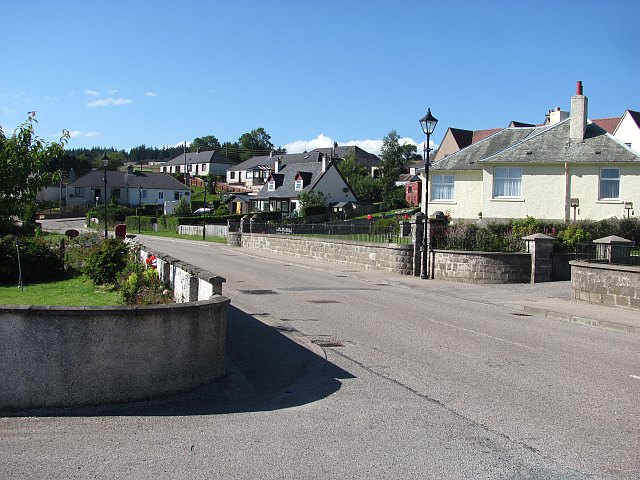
1,0,638,157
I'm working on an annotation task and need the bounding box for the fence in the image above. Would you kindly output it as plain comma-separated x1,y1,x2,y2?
178,223,229,238
236,220,411,244
575,243,640,266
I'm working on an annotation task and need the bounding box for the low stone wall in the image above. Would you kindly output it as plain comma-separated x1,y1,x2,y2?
0,297,228,411
570,261,640,310
433,250,531,284
241,233,415,275
138,247,225,302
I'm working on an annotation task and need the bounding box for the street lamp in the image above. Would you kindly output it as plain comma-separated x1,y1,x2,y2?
138,185,143,233
419,108,438,279
102,153,109,239
202,178,209,240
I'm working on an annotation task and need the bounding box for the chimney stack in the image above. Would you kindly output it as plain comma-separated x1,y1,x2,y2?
570,81,588,141
274,158,280,173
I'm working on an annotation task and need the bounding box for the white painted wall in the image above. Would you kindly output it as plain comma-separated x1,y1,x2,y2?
314,166,357,205
614,111,640,153
429,170,483,220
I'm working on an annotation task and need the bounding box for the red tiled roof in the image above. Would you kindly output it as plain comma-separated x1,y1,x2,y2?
591,117,621,134
472,128,501,143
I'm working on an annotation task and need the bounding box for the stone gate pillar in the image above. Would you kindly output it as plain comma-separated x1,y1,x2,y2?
523,233,554,283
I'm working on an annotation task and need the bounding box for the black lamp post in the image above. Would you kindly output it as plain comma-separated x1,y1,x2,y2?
202,178,209,240
419,108,438,279
138,185,143,233
102,153,109,238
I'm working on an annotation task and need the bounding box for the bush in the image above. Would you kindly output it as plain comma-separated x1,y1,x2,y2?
0,235,64,284
84,238,131,285
118,264,172,305
63,232,104,274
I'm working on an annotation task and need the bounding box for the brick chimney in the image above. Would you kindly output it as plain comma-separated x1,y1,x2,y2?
570,81,588,141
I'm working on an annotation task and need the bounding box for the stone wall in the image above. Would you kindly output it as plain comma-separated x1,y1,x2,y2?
139,247,225,302
0,297,228,411
241,233,415,275
433,250,531,284
570,261,640,310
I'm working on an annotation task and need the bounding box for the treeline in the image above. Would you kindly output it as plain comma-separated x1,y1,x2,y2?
49,127,281,176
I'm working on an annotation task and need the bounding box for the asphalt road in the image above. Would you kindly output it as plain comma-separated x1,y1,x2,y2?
2,226,639,479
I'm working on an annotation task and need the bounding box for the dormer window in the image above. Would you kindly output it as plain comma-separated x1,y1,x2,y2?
295,179,303,191
268,180,275,191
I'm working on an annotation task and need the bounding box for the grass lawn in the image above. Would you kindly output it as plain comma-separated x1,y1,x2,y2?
0,275,123,306
136,230,227,243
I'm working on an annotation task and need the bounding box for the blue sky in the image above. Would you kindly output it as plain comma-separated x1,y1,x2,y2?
1,0,637,155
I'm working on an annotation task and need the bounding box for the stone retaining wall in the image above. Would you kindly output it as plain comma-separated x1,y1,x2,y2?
570,261,640,310
433,250,531,284
241,233,415,275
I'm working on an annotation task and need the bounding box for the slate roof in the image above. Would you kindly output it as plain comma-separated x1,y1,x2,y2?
67,170,189,190
253,161,330,199
311,145,381,166
229,151,324,172
481,119,640,165
165,150,235,166
430,126,543,171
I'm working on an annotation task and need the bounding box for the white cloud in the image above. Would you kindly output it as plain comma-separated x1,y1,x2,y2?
144,91,157,97
68,130,100,138
87,98,132,107
83,89,99,96
284,134,335,153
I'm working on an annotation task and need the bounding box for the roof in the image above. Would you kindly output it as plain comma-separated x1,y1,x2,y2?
481,119,640,165
165,150,235,166
472,128,502,142
310,145,381,166
229,151,325,172
591,117,622,134
67,170,189,190
253,161,330,199
431,126,542,171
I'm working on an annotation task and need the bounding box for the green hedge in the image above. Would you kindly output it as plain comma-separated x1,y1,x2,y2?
125,216,155,232
0,235,64,284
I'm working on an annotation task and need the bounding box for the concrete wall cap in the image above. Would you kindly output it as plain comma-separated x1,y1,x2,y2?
593,235,633,245
522,233,555,241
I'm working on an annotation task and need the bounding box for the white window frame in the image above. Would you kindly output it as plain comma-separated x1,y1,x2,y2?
74,187,84,196
158,191,164,200
268,180,275,192
431,174,454,201
599,167,620,200
294,179,303,191
493,167,522,198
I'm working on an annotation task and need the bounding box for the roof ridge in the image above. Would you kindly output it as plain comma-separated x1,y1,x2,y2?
479,122,561,163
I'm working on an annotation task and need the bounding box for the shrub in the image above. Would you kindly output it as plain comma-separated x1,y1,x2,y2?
0,235,64,284
84,239,131,285
119,266,172,305
63,232,103,274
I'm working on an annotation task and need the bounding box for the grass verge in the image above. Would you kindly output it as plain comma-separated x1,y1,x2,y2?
0,275,123,306
135,230,227,243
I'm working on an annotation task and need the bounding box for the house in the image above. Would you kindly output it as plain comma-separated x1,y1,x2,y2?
161,150,235,178
250,158,357,215
226,145,381,191
65,166,190,210
423,82,640,223
612,109,640,152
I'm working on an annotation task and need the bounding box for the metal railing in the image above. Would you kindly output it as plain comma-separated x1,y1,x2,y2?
240,221,411,244
575,243,640,266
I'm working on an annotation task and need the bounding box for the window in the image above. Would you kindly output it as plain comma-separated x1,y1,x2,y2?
174,192,180,200
294,179,303,191
201,163,207,170
230,171,236,180
112,188,121,199
74,187,84,196
493,167,522,198
141,190,148,199
431,174,454,200
599,167,620,200
158,191,164,200
268,180,275,191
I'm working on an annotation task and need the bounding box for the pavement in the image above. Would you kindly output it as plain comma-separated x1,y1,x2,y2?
39,217,639,336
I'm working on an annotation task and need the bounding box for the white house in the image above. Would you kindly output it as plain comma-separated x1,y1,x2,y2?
613,110,640,153
161,150,235,177
250,158,357,215
423,82,640,223
65,166,190,210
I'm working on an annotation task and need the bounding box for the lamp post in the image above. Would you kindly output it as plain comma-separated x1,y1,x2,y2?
102,153,109,239
138,185,143,233
202,178,209,240
419,108,438,279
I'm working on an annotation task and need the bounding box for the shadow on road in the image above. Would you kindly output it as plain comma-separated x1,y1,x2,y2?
2,305,354,417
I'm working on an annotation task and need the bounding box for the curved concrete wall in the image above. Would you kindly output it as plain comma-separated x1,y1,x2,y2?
0,297,228,411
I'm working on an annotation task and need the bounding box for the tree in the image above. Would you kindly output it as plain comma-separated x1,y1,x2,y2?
298,190,328,208
238,127,274,161
400,143,421,164
0,115,69,232
191,135,221,152
378,130,408,209
173,196,192,216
